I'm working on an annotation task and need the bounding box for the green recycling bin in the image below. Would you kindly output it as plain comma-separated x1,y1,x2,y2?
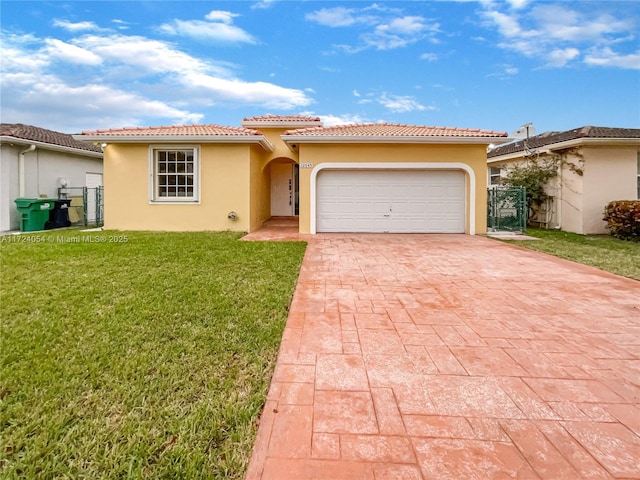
14,198,56,232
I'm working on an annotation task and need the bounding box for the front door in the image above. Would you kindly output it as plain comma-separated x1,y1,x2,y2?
271,163,294,216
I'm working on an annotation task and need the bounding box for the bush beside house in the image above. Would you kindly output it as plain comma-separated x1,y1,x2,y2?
604,200,640,241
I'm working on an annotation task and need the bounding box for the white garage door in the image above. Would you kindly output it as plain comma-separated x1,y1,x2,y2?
316,169,466,233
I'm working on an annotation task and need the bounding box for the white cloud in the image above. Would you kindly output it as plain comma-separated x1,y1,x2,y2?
111,19,131,31
159,11,256,43
486,64,520,79
507,0,530,9
52,19,101,32
1,73,202,131
482,10,535,39
420,52,438,61
252,0,277,9
44,39,103,66
313,113,367,126
365,16,439,50
378,93,429,113
305,7,365,27
545,48,580,67
205,10,238,23
307,5,439,51
76,34,310,108
530,6,631,43
187,74,312,109
585,47,640,69
1,34,50,73
77,34,222,77
0,30,313,131
480,2,639,69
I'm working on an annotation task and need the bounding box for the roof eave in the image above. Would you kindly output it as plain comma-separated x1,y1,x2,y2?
546,137,640,151
487,152,527,163
72,134,275,152
282,135,512,145
0,135,103,158
488,136,640,161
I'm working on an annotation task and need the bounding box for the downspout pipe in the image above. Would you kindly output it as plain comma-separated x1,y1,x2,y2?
19,144,36,197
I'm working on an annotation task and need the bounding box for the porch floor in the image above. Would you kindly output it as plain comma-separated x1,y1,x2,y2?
242,217,306,242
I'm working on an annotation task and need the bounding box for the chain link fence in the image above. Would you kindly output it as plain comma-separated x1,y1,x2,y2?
58,187,104,227
487,187,527,232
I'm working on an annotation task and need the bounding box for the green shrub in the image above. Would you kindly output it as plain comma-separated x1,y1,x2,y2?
503,158,558,226
603,200,640,241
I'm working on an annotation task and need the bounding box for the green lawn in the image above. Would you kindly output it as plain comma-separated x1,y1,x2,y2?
497,228,640,281
0,230,306,479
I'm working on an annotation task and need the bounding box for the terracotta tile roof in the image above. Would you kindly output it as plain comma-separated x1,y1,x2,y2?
284,123,508,137
242,114,322,124
80,124,262,136
488,126,640,158
1,123,102,153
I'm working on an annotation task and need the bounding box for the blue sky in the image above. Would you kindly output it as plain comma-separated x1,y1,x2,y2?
1,0,639,135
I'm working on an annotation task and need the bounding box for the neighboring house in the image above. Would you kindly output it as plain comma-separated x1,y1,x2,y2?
74,115,509,235
0,124,104,232
488,126,640,235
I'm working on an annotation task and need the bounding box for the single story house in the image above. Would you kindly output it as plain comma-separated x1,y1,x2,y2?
488,126,640,234
0,124,104,232
75,115,509,234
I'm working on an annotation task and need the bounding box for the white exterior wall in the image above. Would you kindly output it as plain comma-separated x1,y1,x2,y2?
0,144,103,231
0,145,21,232
558,150,584,234
581,146,638,234
488,144,639,235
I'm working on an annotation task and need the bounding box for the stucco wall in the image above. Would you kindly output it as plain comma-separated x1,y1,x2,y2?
581,146,638,234
0,144,103,231
489,145,639,235
249,146,271,232
557,150,584,234
103,143,251,231
297,143,488,234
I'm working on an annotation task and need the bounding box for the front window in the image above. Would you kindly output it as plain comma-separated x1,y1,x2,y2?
150,146,199,202
489,166,502,186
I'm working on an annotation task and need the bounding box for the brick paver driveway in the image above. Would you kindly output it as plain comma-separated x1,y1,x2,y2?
246,234,639,479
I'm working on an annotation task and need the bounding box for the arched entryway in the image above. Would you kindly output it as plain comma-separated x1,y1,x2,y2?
269,159,299,217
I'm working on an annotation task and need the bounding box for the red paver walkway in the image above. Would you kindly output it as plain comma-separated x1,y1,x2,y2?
245,233,640,480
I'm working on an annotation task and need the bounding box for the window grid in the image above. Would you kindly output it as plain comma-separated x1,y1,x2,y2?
155,149,195,199
489,166,502,186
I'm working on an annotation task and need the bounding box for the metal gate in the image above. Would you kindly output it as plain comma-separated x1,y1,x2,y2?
487,187,526,232
58,186,104,227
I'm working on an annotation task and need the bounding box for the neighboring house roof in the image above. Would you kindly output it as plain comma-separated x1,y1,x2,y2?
283,123,509,145
1,123,103,155
241,114,322,128
488,126,640,160
75,124,274,151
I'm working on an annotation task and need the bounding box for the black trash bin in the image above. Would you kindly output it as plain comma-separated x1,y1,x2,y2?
47,199,72,229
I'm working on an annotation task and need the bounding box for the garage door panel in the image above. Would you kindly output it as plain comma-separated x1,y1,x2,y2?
317,169,465,233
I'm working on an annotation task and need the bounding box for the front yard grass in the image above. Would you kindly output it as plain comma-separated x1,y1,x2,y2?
0,230,306,479
499,228,640,281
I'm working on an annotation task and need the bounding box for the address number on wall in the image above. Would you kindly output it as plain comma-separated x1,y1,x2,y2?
300,163,313,168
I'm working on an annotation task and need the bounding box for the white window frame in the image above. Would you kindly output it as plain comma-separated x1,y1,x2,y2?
489,166,502,187
149,145,200,203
